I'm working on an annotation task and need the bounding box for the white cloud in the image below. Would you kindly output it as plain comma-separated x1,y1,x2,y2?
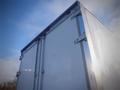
14,0,77,39
0,57,20,83
18,0,120,34
7,0,120,39
44,0,76,15
79,0,120,32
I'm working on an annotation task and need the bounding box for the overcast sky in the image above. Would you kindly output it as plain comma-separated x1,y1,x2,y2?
0,0,120,83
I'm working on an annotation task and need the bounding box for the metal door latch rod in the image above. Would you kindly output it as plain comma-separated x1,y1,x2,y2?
74,33,87,44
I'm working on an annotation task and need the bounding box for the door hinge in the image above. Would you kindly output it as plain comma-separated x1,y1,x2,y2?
19,55,23,61
16,71,21,77
74,33,87,44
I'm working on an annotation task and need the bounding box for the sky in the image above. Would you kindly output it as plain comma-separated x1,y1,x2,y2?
0,0,120,83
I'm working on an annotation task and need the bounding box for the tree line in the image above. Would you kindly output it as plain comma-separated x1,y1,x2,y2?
0,80,16,90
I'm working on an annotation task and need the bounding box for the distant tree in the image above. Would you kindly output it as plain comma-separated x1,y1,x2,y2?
0,79,16,90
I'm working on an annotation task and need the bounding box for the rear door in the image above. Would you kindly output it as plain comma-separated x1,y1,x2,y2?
17,42,38,90
40,9,89,90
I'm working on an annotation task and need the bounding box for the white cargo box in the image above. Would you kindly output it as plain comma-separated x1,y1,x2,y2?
17,1,120,90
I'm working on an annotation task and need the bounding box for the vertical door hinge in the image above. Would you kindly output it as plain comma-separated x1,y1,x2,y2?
16,71,21,77
74,33,87,44
19,55,23,61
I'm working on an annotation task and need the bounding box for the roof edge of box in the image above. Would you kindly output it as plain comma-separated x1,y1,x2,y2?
21,1,80,53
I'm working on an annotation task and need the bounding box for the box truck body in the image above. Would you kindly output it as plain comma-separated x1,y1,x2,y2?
17,1,120,90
